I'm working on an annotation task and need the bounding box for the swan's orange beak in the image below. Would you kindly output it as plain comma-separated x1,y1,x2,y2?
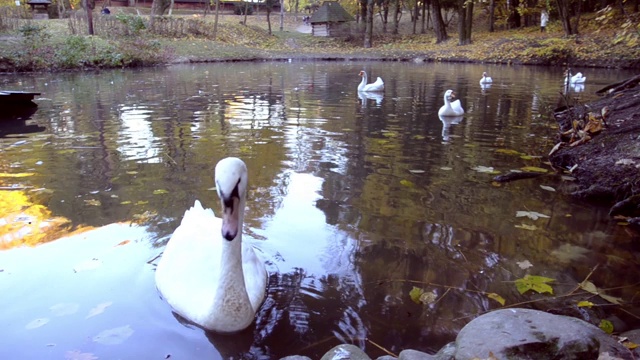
451,92,457,99
221,197,240,241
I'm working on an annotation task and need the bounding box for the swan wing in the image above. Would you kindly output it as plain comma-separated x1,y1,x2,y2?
155,201,223,323
451,99,465,115
363,77,384,92
242,243,267,312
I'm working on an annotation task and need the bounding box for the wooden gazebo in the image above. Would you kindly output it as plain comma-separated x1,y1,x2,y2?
308,1,354,37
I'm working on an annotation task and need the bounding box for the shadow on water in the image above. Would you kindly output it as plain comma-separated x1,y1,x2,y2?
0,104,44,138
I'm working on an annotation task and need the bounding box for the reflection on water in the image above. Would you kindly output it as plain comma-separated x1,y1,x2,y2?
0,62,638,359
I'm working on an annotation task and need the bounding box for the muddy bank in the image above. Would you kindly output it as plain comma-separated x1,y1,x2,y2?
548,75,640,222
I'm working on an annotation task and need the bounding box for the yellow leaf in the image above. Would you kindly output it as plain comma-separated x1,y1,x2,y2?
487,293,506,306
153,189,169,195
0,172,35,178
520,166,548,173
400,179,415,188
623,341,639,350
495,149,521,156
577,301,594,308
515,223,537,231
599,319,614,334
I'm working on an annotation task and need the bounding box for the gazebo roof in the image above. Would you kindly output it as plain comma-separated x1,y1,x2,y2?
309,1,354,24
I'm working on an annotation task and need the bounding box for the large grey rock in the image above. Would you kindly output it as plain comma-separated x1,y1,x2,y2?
453,308,631,360
398,349,435,359
320,344,372,360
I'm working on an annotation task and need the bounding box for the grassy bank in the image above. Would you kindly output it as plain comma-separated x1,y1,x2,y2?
0,6,639,72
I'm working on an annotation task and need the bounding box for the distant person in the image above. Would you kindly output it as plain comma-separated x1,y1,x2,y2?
101,7,110,15
540,9,548,32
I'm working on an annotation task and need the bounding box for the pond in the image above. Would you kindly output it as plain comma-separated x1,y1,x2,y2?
0,62,638,359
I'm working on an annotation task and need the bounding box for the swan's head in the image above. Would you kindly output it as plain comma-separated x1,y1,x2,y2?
444,89,456,101
215,157,248,241
359,70,366,77
482,72,488,77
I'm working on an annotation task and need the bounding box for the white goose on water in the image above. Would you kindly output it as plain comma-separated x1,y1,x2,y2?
438,89,465,117
155,157,267,333
479,72,493,85
357,70,384,92
564,70,586,84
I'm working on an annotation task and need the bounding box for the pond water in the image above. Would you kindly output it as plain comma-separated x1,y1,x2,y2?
0,62,639,359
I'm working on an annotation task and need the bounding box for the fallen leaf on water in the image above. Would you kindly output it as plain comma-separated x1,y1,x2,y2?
84,199,101,206
516,260,533,269
520,166,548,173
50,303,79,317
86,301,113,319
471,165,500,174
153,189,169,195
73,258,102,273
0,172,35,178
65,350,98,360
120,201,132,205
495,148,522,156
93,325,134,345
25,318,49,329
440,167,452,171
115,240,130,247
515,224,537,231
516,211,550,220
126,171,138,175
409,286,424,304
515,275,555,295
540,185,556,192
409,169,425,174
400,179,415,188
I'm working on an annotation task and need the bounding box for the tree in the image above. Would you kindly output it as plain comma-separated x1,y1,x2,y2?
264,0,280,34
82,0,95,35
364,0,374,47
488,0,495,31
458,0,473,45
556,0,576,35
149,0,171,27
431,0,448,43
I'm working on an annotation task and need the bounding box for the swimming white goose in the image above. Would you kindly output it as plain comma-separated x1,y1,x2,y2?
155,157,267,333
479,72,493,84
357,70,384,92
564,70,586,84
438,89,465,117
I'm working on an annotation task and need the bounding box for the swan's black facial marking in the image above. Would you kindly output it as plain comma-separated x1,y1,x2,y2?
218,177,243,241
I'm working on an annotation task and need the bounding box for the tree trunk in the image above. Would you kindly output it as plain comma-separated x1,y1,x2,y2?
392,0,400,34
421,0,427,33
279,0,284,31
360,0,368,31
364,0,374,47
488,0,495,31
412,0,419,34
243,1,249,25
573,0,582,35
431,0,447,43
149,0,171,27
84,0,95,35
380,0,389,33
507,0,520,28
267,7,272,34
213,0,220,39
555,0,574,35
458,0,473,44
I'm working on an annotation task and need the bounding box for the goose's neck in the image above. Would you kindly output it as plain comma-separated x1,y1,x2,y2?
358,73,368,91
214,203,249,305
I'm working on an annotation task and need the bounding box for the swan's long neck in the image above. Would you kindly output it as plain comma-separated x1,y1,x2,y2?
443,93,452,108
211,199,253,330
358,72,368,91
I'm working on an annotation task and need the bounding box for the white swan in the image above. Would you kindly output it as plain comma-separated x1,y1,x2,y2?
564,70,586,84
155,157,267,333
479,72,493,84
438,89,465,117
357,70,384,92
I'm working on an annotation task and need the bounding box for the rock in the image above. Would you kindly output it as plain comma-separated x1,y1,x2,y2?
320,344,372,360
398,349,435,359
452,308,632,360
